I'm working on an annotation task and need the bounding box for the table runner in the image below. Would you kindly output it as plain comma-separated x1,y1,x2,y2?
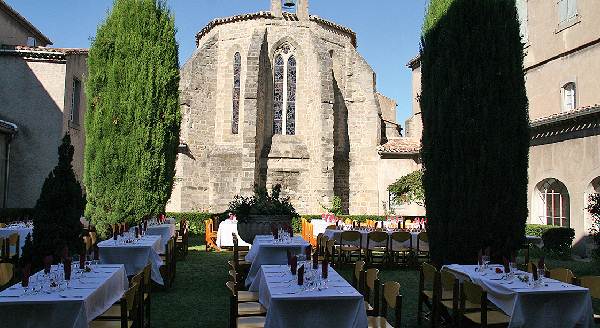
0,226,33,254
0,264,127,328
216,220,251,248
445,264,594,328
244,235,309,288
98,235,164,285
250,264,368,328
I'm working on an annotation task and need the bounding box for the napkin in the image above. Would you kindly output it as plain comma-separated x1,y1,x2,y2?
322,259,329,279
291,255,298,275
135,227,140,239
79,251,86,269
538,255,545,270
286,249,292,266
305,246,311,261
113,230,118,241
93,246,99,260
64,258,72,280
297,265,305,286
531,263,539,280
22,263,31,287
312,251,319,270
503,257,510,273
144,220,148,231
61,246,69,261
43,255,53,274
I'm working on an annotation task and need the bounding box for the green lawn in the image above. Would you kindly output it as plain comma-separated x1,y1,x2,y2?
151,236,421,327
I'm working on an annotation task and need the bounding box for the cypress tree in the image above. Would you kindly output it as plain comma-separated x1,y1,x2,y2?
85,0,181,236
420,0,529,264
33,134,85,258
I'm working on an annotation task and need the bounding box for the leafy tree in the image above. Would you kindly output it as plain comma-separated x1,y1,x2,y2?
85,0,181,236
420,0,529,264
388,170,424,206
33,134,85,258
320,196,343,216
587,193,600,259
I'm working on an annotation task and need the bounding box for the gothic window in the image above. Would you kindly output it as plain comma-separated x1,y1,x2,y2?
272,43,297,135
537,178,570,227
232,52,241,134
562,82,576,112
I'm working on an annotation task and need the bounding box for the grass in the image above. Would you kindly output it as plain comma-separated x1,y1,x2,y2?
151,236,422,327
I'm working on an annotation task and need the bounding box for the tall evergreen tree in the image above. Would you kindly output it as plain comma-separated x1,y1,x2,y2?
33,134,85,258
85,0,181,236
420,0,530,264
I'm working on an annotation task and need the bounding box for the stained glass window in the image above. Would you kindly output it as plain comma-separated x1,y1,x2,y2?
232,52,241,134
272,44,297,135
286,56,296,135
273,54,284,135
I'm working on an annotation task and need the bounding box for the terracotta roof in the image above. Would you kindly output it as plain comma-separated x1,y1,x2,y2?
0,45,88,61
0,119,18,134
406,55,421,69
377,138,421,155
0,0,52,46
195,11,357,47
530,104,600,127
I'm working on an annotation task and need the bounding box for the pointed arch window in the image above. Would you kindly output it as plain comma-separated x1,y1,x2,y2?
232,52,241,134
273,43,296,135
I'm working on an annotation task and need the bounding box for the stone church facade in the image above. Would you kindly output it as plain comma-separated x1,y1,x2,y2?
167,0,422,216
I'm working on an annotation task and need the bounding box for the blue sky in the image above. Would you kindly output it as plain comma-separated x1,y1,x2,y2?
6,0,427,125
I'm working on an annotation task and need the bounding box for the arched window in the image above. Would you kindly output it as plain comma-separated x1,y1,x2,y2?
273,43,296,135
232,52,241,134
537,178,570,227
562,82,576,112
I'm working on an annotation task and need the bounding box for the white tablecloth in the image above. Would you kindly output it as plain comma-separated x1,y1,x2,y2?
216,220,251,248
310,219,334,237
138,223,175,253
98,235,164,285
323,229,427,251
249,264,368,328
0,264,128,328
0,226,33,254
244,235,309,288
445,264,594,328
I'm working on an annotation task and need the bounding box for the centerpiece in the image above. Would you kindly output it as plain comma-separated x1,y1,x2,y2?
228,184,298,244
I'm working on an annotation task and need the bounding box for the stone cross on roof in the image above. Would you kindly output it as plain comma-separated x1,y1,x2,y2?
271,0,309,20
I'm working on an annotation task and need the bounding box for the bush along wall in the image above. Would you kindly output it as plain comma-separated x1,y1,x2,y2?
542,227,575,259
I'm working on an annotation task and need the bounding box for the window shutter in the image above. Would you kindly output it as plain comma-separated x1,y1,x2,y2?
558,0,568,23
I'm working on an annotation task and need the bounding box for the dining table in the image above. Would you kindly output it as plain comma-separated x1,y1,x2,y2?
244,235,309,288
97,234,164,285
0,264,128,328
0,224,33,254
132,223,176,253
444,264,594,328
323,228,427,251
248,264,368,328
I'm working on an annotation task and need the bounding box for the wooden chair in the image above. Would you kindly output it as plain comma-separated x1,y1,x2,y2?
352,260,366,289
366,231,389,265
301,218,307,241
416,232,429,261
460,280,510,327
92,278,142,328
0,262,14,288
338,230,362,263
367,281,402,328
325,225,337,230
159,237,176,288
363,268,380,315
439,269,462,326
232,234,251,272
418,263,440,327
205,219,218,251
228,269,259,302
176,219,190,259
226,281,266,328
141,264,152,328
316,234,328,260
0,223,5,228
549,268,575,284
325,239,337,267
578,276,600,323
389,231,412,266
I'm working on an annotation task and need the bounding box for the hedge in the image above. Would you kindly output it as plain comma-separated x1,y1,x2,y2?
542,227,575,258
524,224,555,237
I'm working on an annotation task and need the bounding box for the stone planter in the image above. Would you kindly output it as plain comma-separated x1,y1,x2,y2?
236,214,292,244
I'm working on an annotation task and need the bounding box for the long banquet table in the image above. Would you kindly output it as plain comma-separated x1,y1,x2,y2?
445,264,594,328
323,228,427,250
244,235,309,288
135,223,176,253
249,264,368,328
0,264,128,328
98,234,164,285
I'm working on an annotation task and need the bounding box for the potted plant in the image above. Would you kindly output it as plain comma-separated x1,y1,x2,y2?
228,184,298,243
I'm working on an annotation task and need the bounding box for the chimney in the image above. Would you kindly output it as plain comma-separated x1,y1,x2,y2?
297,0,309,20
271,0,282,17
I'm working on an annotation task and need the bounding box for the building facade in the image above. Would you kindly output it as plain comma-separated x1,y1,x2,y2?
168,0,423,216
407,0,600,254
0,0,88,208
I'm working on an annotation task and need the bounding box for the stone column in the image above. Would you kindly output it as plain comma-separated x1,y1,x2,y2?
271,0,282,17
297,0,309,20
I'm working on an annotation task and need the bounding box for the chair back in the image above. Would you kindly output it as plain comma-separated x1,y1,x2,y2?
340,230,361,243
461,280,484,305
326,225,337,230
383,281,401,308
353,260,365,286
89,231,97,246
124,281,141,315
367,231,388,243
422,262,437,284
365,268,379,290
0,263,13,286
549,268,575,284
142,263,152,293
440,270,457,292
579,276,600,299
391,231,411,247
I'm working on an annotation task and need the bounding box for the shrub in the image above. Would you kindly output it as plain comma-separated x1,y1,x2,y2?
525,224,554,237
388,170,424,206
227,185,298,222
542,227,575,259
587,193,600,259
84,0,181,237
166,212,217,235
